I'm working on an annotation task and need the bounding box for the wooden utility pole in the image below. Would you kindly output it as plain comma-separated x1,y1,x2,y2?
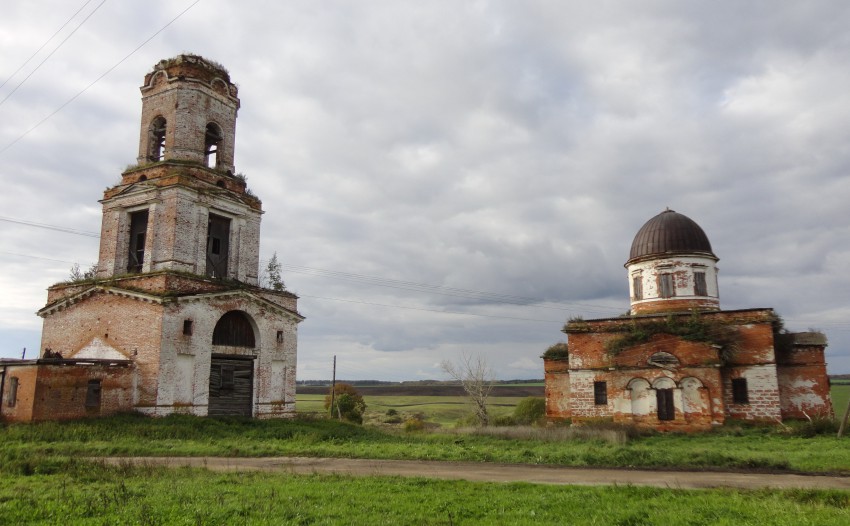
328,355,337,418
838,397,850,438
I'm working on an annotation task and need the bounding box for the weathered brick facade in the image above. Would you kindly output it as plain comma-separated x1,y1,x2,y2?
1,55,303,423
544,210,832,430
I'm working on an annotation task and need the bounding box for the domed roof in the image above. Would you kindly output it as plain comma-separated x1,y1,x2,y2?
628,209,715,262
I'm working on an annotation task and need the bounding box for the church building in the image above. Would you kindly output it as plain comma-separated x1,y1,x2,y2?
0,55,303,422
544,209,832,430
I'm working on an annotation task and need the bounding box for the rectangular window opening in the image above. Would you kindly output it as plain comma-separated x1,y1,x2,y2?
659,273,675,298
183,319,193,336
127,210,149,273
593,381,608,405
632,275,643,300
276,330,284,344
85,380,102,408
694,272,707,296
8,377,18,407
732,378,749,404
206,214,231,279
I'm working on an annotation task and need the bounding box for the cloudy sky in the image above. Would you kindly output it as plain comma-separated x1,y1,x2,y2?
1,1,849,380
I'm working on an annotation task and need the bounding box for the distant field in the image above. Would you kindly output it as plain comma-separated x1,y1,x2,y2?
297,384,544,397
298,394,522,426
832,384,849,418
299,384,850,427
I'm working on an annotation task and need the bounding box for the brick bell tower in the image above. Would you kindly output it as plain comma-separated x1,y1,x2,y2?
38,55,303,419
97,55,260,283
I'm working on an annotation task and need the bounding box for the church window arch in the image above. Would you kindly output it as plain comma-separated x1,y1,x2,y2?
148,116,166,161
205,122,223,168
213,311,256,348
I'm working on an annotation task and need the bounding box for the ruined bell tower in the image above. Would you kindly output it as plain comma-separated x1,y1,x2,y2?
36,55,302,420
96,55,261,284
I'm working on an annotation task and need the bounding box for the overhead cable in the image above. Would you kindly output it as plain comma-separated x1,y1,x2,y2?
0,0,96,93
0,0,201,155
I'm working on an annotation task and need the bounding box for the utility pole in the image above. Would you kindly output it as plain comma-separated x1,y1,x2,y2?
21,347,25,359
328,355,337,418
838,396,850,438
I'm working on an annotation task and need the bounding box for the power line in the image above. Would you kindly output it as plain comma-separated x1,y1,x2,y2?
0,0,108,108
0,215,100,238
0,0,201,156
0,0,96,92
0,250,93,266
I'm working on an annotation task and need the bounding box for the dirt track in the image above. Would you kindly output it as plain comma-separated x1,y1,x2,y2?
102,457,850,490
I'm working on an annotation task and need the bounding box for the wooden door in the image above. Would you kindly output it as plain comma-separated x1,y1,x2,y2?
208,355,253,417
656,388,675,421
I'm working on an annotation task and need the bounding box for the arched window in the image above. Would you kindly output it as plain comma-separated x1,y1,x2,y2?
148,116,166,161
212,311,256,347
205,123,223,168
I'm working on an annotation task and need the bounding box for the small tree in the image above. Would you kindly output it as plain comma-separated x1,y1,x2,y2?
69,263,84,281
440,353,494,426
513,397,546,425
324,382,366,424
265,252,285,291
69,262,99,281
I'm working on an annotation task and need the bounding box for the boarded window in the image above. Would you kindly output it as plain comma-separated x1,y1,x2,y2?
632,275,643,300
656,388,674,420
212,311,256,348
183,319,193,336
205,123,223,168
206,214,230,279
127,210,149,273
593,381,607,405
659,273,675,298
8,377,18,407
732,378,749,404
85,380,102,408
694,272,707,296
148,116,166,161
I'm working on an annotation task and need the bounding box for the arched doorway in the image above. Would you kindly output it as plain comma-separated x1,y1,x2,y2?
208,311,256,417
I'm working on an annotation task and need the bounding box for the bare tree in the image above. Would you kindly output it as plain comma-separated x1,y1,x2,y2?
440,353,494,426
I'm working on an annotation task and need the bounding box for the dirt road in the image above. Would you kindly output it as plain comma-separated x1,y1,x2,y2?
102,457,850,490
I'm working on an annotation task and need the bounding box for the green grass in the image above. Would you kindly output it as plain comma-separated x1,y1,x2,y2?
832,384,850,418
2,413,850,475
1,462,849,525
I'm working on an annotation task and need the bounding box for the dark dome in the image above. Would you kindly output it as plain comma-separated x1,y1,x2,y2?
628,209,715,262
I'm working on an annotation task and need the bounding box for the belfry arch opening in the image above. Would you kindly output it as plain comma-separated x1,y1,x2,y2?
212,310,256,348
148,116,166,161
205,123,223,168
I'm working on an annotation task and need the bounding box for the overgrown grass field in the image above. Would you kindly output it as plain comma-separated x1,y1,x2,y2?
2,462,849,525
2,385,850,524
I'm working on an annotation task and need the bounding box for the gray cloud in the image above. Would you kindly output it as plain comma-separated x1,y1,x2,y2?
1,1,848,378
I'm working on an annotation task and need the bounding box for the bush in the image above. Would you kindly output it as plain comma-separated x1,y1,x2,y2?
404,414,426,432
513,397,546,425
492,415,516,426
323,383,366,424
541,342,569,360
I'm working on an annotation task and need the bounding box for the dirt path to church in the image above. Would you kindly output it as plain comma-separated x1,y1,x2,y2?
102,457,850,490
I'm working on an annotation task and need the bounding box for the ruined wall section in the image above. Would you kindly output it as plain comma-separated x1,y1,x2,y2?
156,293,301,418
775,333,833,419
39,292,165,409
